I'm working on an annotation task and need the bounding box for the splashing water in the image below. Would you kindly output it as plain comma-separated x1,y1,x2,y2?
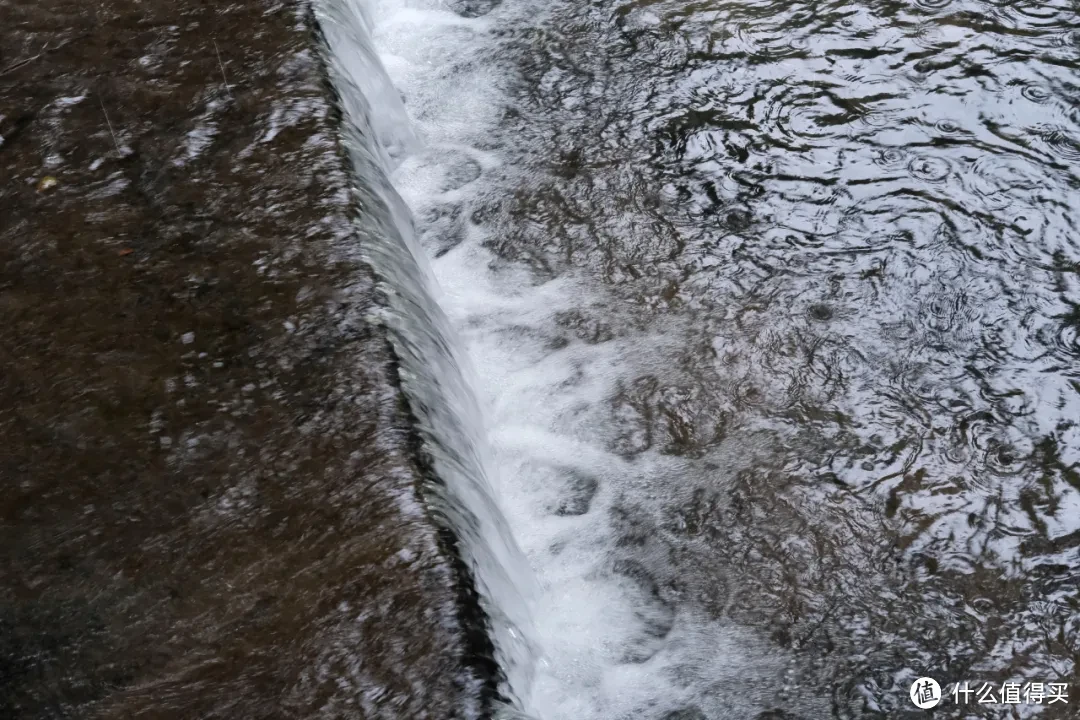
313,0,1080,717
312,0,540,713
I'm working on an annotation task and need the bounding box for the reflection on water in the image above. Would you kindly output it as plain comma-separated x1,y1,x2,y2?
470,0,1080,715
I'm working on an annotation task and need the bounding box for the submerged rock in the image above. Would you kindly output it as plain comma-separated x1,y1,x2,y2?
0,1,491,718
553,469,599,516
450,0,503,18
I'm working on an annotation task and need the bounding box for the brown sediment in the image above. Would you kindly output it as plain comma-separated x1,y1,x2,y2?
1,1,487,718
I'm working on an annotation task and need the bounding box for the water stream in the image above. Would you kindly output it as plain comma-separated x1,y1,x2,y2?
313,0,1080,717
313,0,541,713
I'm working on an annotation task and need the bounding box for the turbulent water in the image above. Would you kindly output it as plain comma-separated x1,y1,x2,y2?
316,0,1080,718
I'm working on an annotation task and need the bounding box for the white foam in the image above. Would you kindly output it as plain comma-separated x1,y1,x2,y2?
318,0,826,717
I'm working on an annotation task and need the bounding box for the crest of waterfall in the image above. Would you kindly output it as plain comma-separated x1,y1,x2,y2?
310,1,541,715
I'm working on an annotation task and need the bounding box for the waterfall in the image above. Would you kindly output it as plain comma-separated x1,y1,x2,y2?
308,1,540,716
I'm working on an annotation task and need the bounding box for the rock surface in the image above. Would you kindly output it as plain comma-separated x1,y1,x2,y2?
1,1,480,718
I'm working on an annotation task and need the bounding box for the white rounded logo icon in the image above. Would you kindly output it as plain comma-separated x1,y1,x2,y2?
910,677,942,709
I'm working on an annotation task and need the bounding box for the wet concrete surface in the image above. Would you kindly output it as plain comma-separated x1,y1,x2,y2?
1,1,479,717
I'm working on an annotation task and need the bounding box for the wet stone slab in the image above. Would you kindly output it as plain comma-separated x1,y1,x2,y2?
1,1,479,718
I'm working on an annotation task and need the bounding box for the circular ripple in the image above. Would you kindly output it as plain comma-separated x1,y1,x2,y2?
732,25,811,61
1007,1,1073,26
1057,29,1080,49
982,436,1030,477
934,119,963,135
1055,324,1079,359
443,160,482,192
912,22,945,48
970,154,1040,210
914,0,952,9
1021,84,1052,103
758,85,832,145
873,147,906,168
922,288,978,338
907,155,951,182
1039,125,1080,161
860,108,896,128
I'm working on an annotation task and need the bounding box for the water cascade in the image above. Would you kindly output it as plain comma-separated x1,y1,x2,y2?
311,0,540,715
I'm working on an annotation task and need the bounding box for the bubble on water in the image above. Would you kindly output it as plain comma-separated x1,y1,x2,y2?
907,155,951,182
934,119,962,135
982,436,1030,477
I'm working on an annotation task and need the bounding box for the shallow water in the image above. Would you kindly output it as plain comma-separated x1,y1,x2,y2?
4,0,1078,717
357,0,1080,716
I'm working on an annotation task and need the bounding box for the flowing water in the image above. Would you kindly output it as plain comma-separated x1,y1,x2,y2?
314,0,1080,717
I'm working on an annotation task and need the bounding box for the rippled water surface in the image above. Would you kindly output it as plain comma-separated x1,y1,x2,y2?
373,0,1080,716
24,0,1080,716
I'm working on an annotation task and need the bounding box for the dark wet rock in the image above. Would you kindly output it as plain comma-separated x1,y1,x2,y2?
555,308,615,345
0,1,485,718
450,0,503,18
661,707,707,720
613,558,664,599
612,557,676,662
548,334,571,350
420,202,467,258
0,598,130,717
442,156,483,191
553,470,599,516
754,711,801,720
469,198,503,225
610,376,658,455
722,206,752,231
807,303,833,322
611,502,656,549
609,375,718,458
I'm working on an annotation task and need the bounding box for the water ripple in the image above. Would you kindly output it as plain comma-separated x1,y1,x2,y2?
491,0,1080,712
906,155,952,182
913,0,953,10
1021,83,1052,103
